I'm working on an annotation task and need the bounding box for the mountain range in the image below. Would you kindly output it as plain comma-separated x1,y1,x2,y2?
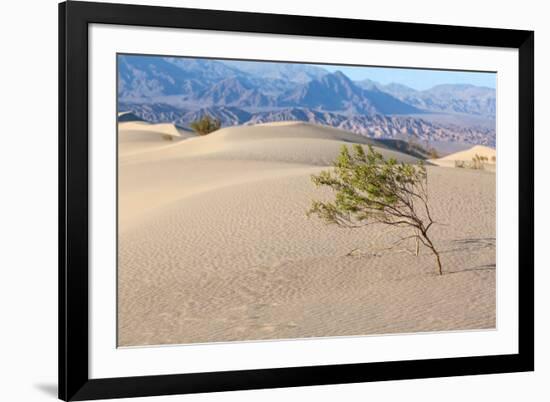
357,80,496,117
118,55,496,147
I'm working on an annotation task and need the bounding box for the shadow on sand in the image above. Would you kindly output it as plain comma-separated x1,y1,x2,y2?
446,263,496,275
441,237,496,254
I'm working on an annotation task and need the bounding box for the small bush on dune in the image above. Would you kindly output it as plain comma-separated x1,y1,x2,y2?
190,115,221,135
471,154,488,170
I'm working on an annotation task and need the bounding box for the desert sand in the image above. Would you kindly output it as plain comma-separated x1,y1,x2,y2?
429,144,496,169
118,121,195,157
118,121,496,347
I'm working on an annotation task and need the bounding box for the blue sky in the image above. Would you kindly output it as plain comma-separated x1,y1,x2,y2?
322,65,496,90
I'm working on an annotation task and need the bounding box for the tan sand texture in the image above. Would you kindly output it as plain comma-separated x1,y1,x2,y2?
117,122,496,347
118,121,195,157
429,144,496,169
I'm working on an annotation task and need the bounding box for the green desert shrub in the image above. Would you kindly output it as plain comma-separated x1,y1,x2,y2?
190,115,221,135
308,144,443,275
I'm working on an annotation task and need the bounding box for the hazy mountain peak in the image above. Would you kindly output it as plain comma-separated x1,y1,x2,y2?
357,78,382,91
331,70,349,79
221,60,328,84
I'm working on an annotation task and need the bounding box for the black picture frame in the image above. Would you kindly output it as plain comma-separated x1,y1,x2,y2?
59,1,534,400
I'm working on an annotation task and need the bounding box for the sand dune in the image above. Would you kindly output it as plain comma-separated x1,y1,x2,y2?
118,122,496,347
430,145,496,168
209,121,380,143
118,122,419,228
438,145,496,162
118,121,195,156
120,121,419,166
119,121,185,140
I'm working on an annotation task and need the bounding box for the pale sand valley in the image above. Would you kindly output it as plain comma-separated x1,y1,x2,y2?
117,120,496,347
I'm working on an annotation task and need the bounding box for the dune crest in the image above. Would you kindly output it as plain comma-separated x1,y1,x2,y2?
252,120,305,127
434,145,497,163
119,121,183,139
119,122,419,166
438,145,496,162
429,144,496,168
118,121,197,156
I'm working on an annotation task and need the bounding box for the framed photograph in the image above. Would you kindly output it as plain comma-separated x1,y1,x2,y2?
59,1,534,400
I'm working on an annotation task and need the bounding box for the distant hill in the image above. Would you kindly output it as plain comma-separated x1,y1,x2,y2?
356,81,496,117
279,71,421,115
196,76,277,107
118,55,496,146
